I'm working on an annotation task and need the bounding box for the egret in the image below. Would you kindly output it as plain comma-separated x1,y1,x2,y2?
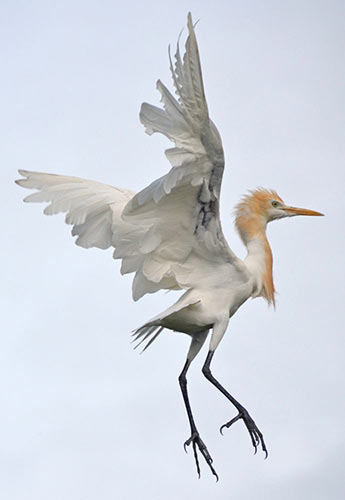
16,13,323,480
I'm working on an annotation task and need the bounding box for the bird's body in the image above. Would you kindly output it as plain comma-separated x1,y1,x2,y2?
16,13,323,480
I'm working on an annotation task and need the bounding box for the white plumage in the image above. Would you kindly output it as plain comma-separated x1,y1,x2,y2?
16,13,323,480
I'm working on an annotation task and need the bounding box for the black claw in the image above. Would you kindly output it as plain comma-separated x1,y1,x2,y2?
184,436,191,453
184,431,219,481
220,411,268,459
219,413,241,435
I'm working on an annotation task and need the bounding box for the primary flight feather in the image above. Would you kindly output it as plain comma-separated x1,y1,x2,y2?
16,13,323,480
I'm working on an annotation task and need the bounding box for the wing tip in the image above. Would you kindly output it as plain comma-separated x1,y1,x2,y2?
18,169,29,176
187,12,200,32
15,169,29,187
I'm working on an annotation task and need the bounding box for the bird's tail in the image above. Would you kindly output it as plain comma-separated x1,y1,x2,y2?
130,290,201,353
131,325,164,353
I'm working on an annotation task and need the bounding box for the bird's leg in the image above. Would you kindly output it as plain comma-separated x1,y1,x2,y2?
178,358,219,481
202,350,268,457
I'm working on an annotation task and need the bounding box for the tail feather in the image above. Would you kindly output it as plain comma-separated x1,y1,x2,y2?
131,325,164,352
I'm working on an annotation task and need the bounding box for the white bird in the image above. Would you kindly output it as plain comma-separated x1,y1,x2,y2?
16,13,323,480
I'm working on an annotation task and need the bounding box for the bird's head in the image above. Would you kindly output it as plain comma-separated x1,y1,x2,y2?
235,188,323,242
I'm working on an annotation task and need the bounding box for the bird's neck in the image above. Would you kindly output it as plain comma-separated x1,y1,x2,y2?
235,214,275,305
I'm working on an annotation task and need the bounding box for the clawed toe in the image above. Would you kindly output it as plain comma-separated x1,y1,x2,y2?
219,413,241,435
184,431,219,481
220,411,268,458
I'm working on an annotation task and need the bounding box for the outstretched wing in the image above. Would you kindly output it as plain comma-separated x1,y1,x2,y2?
16,170,135,249
16,14,246,301
119,13,245,298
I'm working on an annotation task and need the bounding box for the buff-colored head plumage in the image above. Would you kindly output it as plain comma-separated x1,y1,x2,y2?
233,188,322,306
234,189,284,243
234,189,283,306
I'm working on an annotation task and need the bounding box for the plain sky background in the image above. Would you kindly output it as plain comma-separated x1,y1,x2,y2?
2,0,345,498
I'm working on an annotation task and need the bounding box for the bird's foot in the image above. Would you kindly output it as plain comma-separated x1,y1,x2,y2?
184,431,219,481
220,409,268,458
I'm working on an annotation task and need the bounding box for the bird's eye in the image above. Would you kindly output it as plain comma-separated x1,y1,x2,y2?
271,201,280,208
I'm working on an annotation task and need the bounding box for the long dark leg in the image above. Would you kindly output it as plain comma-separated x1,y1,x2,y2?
179,358,219,480
202,350,268,457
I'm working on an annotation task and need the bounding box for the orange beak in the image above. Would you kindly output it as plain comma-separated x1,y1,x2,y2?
283,206,324,217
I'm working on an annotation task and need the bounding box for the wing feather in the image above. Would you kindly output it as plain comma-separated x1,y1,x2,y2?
16,14,247,303
16,170,134,250
122,12,245,297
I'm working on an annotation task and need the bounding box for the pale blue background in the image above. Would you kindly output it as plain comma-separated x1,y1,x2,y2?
2,1,345,498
